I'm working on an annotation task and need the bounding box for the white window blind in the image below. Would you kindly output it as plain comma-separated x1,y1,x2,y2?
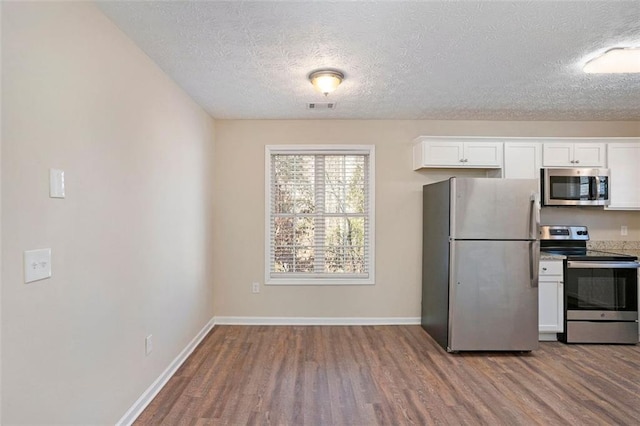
265,146,375,285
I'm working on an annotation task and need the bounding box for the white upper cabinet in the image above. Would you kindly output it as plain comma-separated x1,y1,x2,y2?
542,142,606,167
464,142,503,166
413,137,503,169
414,138,640,214
606,142,640,210
503,142,542,179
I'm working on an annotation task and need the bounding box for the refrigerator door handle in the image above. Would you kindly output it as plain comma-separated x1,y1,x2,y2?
529,240,540,288
529,192,540,240
528,192,540,289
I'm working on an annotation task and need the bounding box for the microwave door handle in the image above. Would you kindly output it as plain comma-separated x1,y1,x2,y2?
588,177,595,200
588,176,599,200
594,176,601,201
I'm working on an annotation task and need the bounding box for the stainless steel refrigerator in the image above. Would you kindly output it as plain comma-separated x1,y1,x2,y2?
421,177,540,352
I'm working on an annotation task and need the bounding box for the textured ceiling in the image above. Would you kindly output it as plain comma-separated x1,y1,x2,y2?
97,1,640,120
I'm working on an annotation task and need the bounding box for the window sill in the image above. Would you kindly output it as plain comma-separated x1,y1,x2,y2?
265,277,375,286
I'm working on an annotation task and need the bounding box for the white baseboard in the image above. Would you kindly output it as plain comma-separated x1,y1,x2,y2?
214,316,421,326
116,317,215,426
539,333,558,342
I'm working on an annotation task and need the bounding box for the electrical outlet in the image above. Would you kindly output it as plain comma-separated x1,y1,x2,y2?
252,282,260,294
49,169,65,198
145,335,153,356
24,248,52,283
621,225,628,236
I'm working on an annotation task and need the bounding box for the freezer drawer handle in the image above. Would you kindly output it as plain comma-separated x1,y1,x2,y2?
529,241,539,288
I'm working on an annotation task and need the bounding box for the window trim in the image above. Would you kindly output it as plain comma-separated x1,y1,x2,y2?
264,145,375,286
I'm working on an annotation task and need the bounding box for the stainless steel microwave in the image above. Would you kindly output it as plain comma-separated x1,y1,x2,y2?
541,168,610,206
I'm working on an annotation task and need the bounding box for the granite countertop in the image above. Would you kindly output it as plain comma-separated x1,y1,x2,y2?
598,249,640,259
540,252,565,260
588,241,640,260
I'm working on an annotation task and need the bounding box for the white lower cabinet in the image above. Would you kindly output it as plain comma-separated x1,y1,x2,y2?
539,260,564,339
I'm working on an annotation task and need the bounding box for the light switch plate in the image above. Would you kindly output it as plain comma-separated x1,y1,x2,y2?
50,169,65,198
24,248,52,283
145,335,153,356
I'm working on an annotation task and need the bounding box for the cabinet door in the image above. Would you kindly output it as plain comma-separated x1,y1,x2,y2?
606,143,640,210
422,141,464,166
573,143,606,167
539,280,563,332
538,260,564,333
542,143,574,166
463,142,503,167
504,142,541,179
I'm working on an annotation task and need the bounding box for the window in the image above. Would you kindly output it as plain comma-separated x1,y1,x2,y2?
265,145,375,285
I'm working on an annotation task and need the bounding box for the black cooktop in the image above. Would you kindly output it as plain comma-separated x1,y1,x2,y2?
541,247,637,262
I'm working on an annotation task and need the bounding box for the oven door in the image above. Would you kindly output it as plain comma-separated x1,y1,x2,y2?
565,260,639,321
542,168,610,206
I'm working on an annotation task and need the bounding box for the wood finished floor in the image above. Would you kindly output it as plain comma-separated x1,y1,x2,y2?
135,325,640,425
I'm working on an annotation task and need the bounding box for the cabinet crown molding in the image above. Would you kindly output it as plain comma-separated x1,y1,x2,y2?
413,135,640,143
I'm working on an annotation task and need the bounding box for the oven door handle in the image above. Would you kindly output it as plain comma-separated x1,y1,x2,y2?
567,261,640,269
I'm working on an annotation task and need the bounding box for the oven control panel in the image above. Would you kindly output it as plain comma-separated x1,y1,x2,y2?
540,225,589,240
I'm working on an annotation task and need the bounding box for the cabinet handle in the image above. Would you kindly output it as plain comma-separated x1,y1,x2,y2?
570,160,575,164
575,160,580,164
542,267,547,271
460,159,464,163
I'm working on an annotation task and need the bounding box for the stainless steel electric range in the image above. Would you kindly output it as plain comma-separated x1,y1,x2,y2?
540,225,639,344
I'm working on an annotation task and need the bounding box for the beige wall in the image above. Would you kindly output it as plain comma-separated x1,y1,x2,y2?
213,120,639,319
1,2,215,424
0,2,3,421
541,209,640,241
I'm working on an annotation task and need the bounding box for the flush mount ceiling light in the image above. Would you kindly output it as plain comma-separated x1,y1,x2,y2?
308,69,344,95
583,47,640,73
